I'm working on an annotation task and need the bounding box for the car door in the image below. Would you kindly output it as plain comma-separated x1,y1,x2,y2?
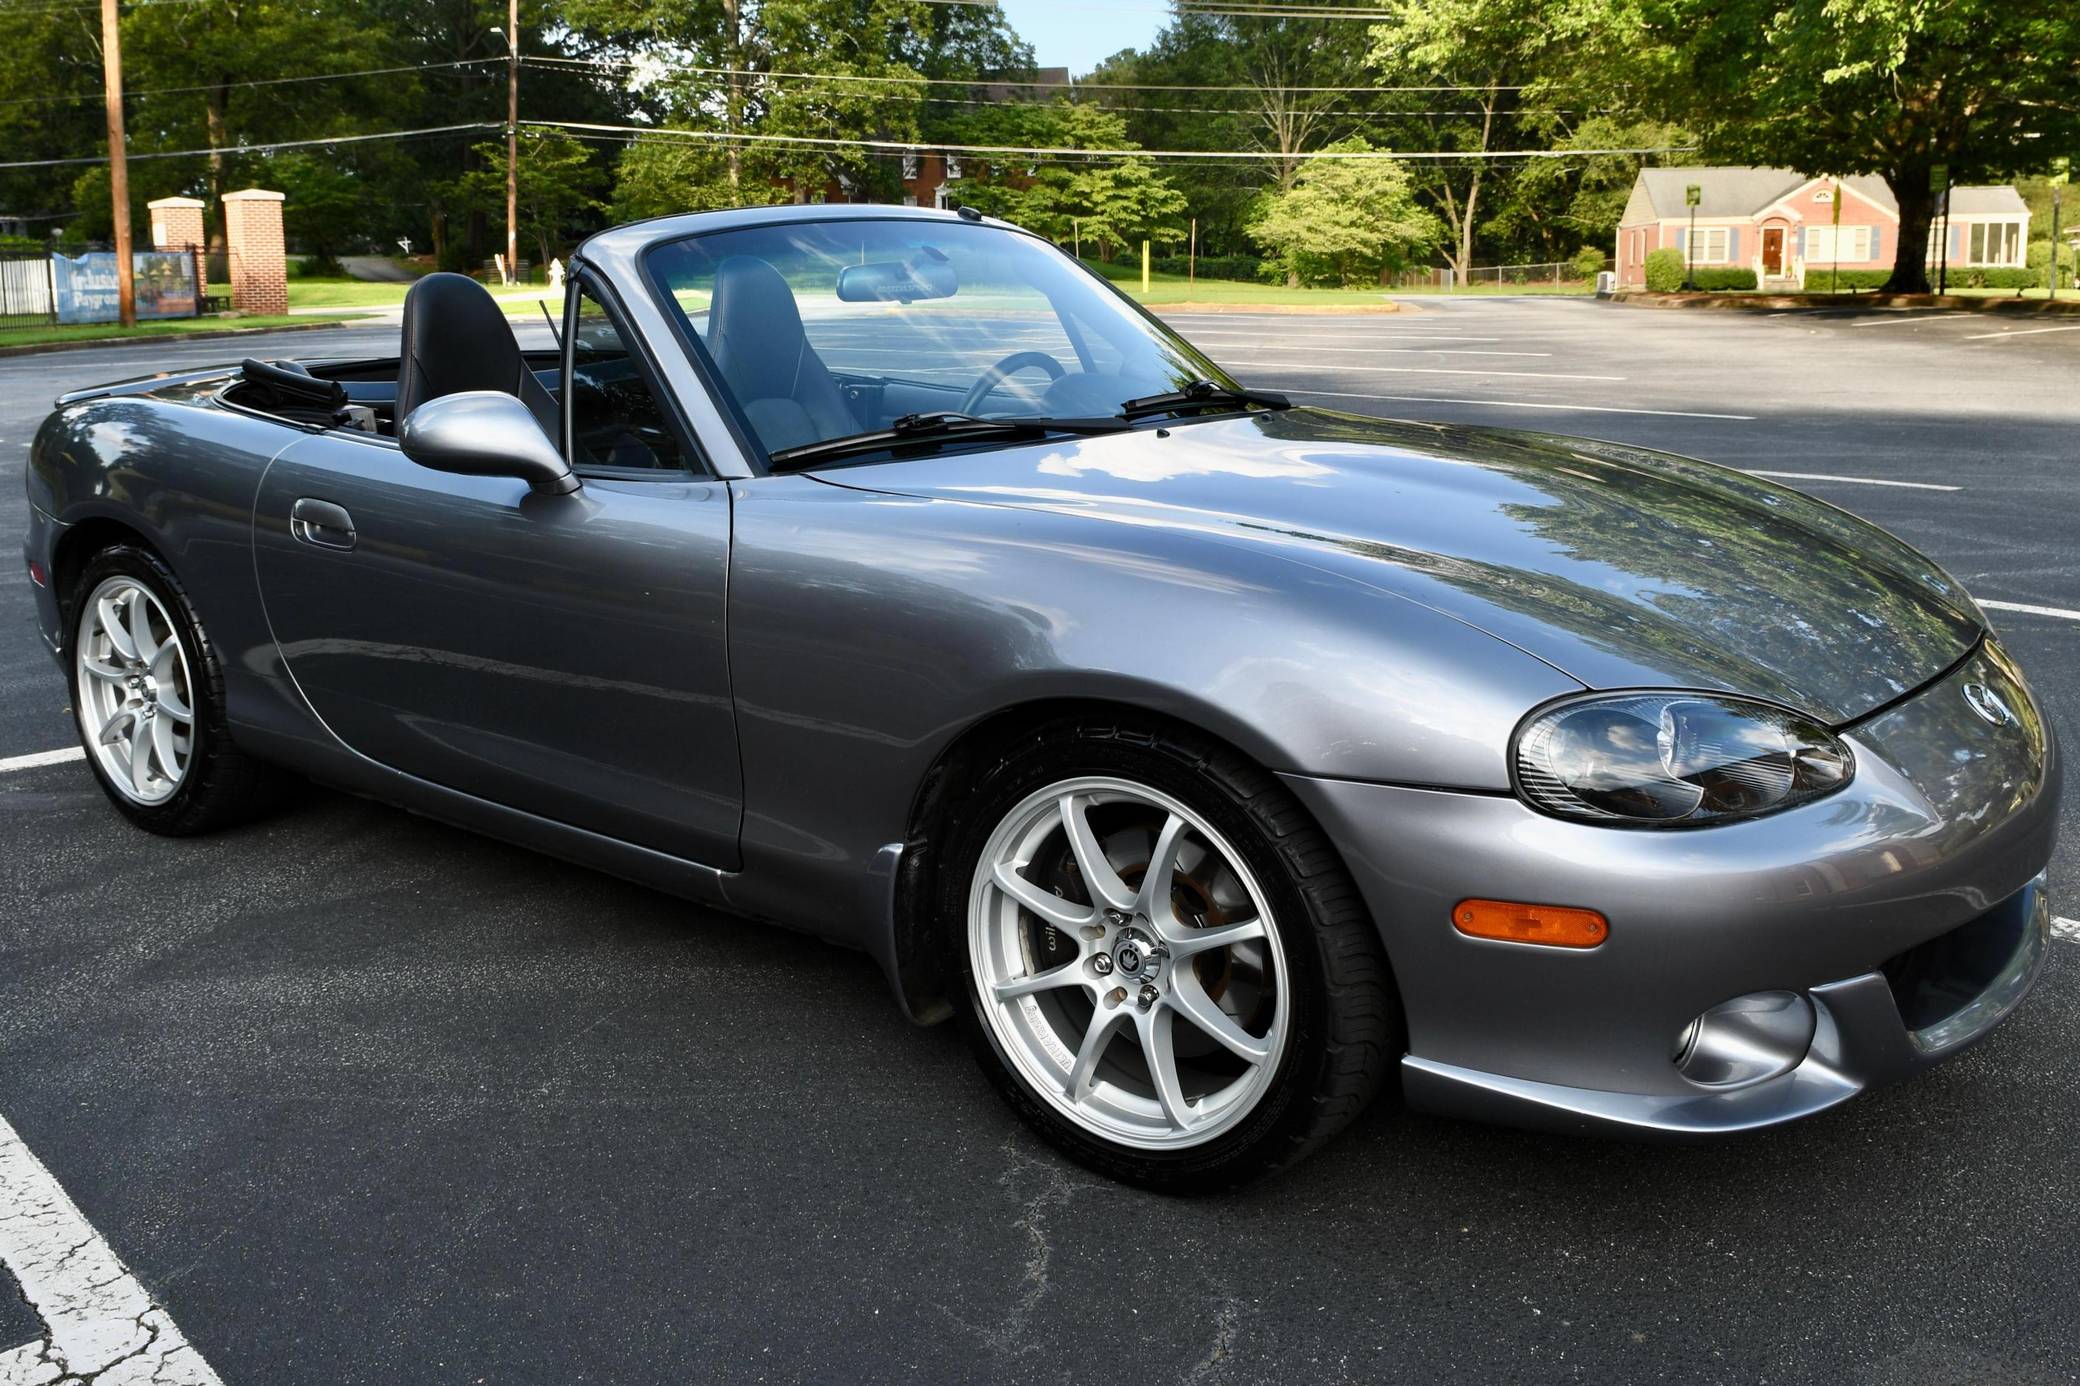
251,274,742,868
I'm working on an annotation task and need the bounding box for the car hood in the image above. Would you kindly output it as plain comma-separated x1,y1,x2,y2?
825,409,1982,723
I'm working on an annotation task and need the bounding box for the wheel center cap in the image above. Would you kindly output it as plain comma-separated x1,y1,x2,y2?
1111,927,1164,983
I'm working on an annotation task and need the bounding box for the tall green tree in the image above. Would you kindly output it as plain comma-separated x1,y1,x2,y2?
1627,0,2080,291
1247,138,1441,286
1367,0,1568,280
947,103,1186,259
448,128,604,266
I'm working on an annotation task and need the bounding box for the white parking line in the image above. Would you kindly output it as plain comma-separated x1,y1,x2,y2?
1214,339,1555,351
2054,916,2080,943
1275,386,1753,421
1745,470,1962,492
1962,324,2080,341
1177,329,1507,343
1980,599,2080,622
1227,359,1622,382
0,1113,223,1385
1848,313,1971,327
0,747,83,774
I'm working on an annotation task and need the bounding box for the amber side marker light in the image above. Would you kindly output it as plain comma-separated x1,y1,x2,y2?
1453,898,1608,949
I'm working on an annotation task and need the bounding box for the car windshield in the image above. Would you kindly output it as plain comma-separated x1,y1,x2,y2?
643,217,1241,461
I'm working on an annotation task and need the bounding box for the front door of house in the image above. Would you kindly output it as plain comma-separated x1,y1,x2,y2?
1762,227,1785,277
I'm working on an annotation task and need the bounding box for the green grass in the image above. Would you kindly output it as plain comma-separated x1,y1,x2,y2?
1085,262,1595,305
1084,264,1401,308
202,277,564,311
0,312,374,350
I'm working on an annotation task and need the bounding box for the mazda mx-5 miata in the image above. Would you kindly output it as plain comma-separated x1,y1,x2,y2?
25,205,2059,1189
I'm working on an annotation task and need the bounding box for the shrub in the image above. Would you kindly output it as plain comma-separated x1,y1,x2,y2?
1643,247,1686,291
1571,245,1607,278
2027,238,2077,273
1805,268,1893,291
1691,267,1757,290
1152,253,1262,282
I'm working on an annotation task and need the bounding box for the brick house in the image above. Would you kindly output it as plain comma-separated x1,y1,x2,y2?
1614,167,2031,288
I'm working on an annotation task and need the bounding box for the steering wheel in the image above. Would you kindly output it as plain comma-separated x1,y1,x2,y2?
960,350,1067,415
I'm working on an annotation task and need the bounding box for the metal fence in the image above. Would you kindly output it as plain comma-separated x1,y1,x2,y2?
0,247,208,329
1,251,56,330
1392,261,1593,291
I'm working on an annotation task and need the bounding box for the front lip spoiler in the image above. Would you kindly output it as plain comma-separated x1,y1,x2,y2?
1401,875,2051,1141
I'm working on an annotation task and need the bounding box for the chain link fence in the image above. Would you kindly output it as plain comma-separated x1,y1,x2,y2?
1393,261,1590,290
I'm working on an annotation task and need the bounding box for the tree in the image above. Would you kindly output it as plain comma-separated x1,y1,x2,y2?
1246,138,1440,286
450,128,603,267
1367,0,1567,281
1630,0,2080,292
611,139,744,222
120,0,390,248
1482,116,1695,260
271,154,367,271
948,103,1186,259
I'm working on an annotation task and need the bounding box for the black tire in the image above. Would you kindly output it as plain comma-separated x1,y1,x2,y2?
68,543,284,835
941,716,1400,1192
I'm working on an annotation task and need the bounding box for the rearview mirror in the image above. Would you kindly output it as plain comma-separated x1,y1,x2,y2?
836,253,958,303
398,391,579,496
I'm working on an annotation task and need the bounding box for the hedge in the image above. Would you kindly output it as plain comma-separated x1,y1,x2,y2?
1643,247,1686,291
1803,268,1892,291
1690,267,1757,291
1932,266,2038,289
1151,253,1263,282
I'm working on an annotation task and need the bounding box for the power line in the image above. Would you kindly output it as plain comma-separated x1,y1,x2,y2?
521,55,1548,94
530,117,1690,163
0,56,503,108
0,121,495,169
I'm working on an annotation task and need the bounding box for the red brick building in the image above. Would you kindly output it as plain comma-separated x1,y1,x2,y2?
1615,167,2030,288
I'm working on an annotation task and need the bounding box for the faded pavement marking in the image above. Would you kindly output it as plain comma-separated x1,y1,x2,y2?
0,1113,222,1385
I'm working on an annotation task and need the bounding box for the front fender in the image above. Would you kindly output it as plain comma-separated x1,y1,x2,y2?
719,472,1582,987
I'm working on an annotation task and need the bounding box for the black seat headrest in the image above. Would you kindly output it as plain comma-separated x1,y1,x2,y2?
395,271,559,438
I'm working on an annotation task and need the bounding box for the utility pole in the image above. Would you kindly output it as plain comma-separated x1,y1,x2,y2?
1932,163,1951,296
2049,159,2069,301
99,0,134,327
725,0,742,190
505,0,519,286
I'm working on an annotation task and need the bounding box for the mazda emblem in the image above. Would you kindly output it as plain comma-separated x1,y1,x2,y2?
1962,682,2015,728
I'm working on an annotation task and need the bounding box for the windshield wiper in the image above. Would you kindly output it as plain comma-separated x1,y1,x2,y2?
766,411,1130,471
1117,378,1292,420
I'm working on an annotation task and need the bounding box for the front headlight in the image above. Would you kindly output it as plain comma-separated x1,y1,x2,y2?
1513,692,1853,827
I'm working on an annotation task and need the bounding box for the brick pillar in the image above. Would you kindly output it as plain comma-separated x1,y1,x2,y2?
146,196,205,252
222,188,288,316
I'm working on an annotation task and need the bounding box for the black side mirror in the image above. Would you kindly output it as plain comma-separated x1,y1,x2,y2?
398,391,579,496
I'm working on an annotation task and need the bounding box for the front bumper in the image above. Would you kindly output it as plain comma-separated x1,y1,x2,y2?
1283,638,2061,1139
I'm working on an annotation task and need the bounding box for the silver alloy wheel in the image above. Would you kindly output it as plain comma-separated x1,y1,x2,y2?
969,775,1290,1150
74,575,196,806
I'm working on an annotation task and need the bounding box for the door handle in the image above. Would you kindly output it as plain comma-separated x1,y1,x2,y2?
290,497,356,551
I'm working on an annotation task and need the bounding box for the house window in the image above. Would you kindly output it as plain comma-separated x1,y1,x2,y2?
944,156,963,180
1683,227,1731,263
901,154,919,180
1805,225,1870,263
1969,221,2020,266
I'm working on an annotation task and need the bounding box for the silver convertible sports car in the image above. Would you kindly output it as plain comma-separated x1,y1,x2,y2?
25,205,2061,1189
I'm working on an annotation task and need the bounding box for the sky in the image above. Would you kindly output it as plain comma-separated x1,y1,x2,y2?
994,0,1167,77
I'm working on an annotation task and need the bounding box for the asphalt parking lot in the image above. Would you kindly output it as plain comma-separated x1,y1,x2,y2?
2,296,2077,1384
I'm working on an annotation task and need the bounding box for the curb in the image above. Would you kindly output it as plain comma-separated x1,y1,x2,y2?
0,319,360,359
1605,290,2080,316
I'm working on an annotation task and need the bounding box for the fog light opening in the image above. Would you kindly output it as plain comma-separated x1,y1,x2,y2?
1671,991,1816,1089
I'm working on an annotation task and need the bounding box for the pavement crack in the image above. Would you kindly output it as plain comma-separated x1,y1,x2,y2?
992,1137,1088,1355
